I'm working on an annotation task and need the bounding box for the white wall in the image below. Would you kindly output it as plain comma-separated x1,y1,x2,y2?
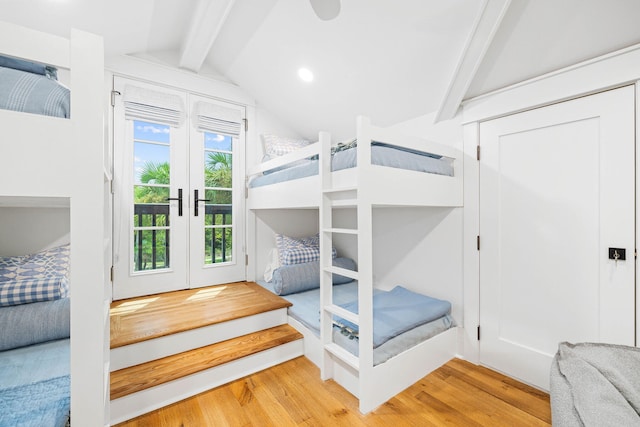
252,209,319,282
383,112,465,324
250,105,307,169
0,207,70,256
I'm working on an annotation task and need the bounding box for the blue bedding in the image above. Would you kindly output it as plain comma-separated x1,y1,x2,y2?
257,280,453,365
0,376,70,427
0,66,70,118
0,339,70,427
250,143,454,188
335,285,451,348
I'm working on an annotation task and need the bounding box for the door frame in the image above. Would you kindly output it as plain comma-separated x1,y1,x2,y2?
112,77,189,300
462,79,640,365
111,77,248,300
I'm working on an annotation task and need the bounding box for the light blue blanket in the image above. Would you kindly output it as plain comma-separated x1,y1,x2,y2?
0,339,70,427
0,375,70,427
250,144,454,188
336,285,451,348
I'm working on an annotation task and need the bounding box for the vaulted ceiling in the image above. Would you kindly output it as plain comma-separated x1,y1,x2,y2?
3,0,640,140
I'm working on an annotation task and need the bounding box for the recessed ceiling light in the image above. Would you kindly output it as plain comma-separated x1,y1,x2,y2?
298,68,314,83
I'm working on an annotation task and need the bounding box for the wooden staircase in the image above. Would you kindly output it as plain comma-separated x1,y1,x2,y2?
109,281,304,424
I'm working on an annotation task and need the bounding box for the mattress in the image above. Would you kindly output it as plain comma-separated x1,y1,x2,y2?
257,280,453,365
250,143,454,188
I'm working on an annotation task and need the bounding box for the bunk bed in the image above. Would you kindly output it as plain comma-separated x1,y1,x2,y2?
0,21,107,426
247,116,463,413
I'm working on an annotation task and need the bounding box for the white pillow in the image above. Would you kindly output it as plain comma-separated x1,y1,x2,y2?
261,134,311,160
263,247,280,282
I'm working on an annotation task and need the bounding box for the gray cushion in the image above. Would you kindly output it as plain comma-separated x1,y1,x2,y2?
0,298,70,351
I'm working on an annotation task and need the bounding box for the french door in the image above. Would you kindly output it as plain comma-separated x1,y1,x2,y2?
478,85,635,390
113,78,245,300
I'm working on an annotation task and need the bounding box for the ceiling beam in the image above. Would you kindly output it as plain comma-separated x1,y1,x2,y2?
435,0,512,122
179,0,237,73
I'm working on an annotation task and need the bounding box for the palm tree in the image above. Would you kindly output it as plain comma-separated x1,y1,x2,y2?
135,161,170,204
205,152,232,189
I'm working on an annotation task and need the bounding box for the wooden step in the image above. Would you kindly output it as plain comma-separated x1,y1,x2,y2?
110,281,291,348
110,324,303,400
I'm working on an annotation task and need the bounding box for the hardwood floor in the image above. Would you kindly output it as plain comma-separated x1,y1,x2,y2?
110,282,291,348
115,356,551,427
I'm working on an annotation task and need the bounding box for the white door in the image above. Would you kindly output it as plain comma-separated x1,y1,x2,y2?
113,79,189,299
188,94,246,287
113,79,246,299
479,85,635,390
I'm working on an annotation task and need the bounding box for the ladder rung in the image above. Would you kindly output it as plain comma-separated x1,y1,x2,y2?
324,303,359,325
323,265,359,281
322,186,357,194
322,228,358,235
330,199,357,207
324,343,359,370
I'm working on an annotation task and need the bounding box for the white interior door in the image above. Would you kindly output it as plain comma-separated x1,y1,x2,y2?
479,85,635,390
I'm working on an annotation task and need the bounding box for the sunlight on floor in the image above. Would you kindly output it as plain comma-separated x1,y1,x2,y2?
186,286,227,302
110,297,159,315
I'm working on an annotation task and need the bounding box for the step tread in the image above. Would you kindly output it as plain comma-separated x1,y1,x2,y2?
110,282,291,349
110,324,303,400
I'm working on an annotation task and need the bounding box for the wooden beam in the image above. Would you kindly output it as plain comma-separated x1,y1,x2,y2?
179,0,237,73
435,0,512,122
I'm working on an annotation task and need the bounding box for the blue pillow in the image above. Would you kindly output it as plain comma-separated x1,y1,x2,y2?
273,257,356,296
0,55,58,79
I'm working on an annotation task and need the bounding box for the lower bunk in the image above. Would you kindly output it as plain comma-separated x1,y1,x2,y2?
257,278,460,413
0,244,71,427
0,338,70,427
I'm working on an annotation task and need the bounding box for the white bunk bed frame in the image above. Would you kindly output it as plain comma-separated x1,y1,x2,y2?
0,22,108,426
248,116,463,413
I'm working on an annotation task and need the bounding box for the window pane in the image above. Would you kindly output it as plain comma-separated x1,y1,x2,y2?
134,185,170,205
134,120,170,143
204,152,232,188
134,143,170,185
204,204,232,226
133,229,170,271
204,227,232,264
205,132,232,151
204,189,232,205
130,120,172,275
133,199,170,227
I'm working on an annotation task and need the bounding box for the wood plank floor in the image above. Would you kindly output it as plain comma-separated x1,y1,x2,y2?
110,282,291,348
115,356,551,426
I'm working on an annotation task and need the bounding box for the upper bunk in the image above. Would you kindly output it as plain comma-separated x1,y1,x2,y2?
0,21,104,201
247,116,463,210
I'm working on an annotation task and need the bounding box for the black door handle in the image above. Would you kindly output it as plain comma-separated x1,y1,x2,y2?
194,189,211,217
165,188,183,216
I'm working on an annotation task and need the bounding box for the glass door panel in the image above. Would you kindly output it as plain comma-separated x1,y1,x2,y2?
112,77,188,300
189,96,245,287
133,121,171,271
204,134,233,265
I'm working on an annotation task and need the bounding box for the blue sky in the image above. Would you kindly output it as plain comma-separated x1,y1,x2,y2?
133,120,232,184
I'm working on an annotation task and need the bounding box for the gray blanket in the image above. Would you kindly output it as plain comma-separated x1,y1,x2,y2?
551,342,640,426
